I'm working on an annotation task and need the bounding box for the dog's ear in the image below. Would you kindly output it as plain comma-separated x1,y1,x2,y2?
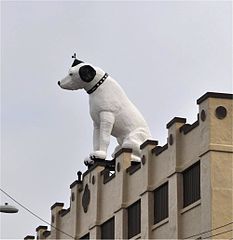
79,65,96,82
72,59,83,67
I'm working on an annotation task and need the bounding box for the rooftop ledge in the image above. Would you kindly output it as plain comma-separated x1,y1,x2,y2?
35,226,47,232
197,92,232,104
166,117,186,129
50,202,64,210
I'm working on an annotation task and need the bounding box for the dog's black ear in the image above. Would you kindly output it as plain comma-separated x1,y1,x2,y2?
72,59,83,67
79,65,96,82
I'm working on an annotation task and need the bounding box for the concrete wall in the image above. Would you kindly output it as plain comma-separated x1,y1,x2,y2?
26,92,233,239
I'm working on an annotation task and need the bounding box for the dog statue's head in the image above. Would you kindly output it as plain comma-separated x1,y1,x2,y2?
58,58,105,92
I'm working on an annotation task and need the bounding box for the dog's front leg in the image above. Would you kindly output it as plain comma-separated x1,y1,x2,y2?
93,122,100,151
90,111,115,160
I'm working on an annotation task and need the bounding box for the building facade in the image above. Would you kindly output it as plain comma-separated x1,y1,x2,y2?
25,92,233,239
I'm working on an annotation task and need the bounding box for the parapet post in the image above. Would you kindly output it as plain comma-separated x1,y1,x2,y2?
114,148,132,239
140,140,159,191
166,117,186,174
140,140,158,239
81,161,105,239
36,226,47,239
197,92,233,155
50,202,64,239
166,117,186,239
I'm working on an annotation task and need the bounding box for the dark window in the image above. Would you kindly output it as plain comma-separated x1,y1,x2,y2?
127,200,141,239
101,217,115,239
183,161,200,208
80,233,89,239
154,182,169,224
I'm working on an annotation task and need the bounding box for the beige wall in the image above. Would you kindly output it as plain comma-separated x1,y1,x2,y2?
28,93,232,240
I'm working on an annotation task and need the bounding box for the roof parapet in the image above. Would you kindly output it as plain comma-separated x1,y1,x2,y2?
140,139,158,149
50,202,64,210
114,148,132,158
35,226,47,232
197,92,232,104
166,117,186,129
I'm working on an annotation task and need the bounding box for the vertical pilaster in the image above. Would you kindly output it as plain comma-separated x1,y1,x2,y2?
70,174,83,239
114,148,132,210
88,166,105,229
140,140,158,239
140,191,153,239
89,225,101,239
166,117,186,239
168,173,182,239
50,202,64,239
114,208,127,239
114,148,132,239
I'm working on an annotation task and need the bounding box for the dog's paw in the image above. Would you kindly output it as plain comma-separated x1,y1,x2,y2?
90,151,107,160
84,157,94,166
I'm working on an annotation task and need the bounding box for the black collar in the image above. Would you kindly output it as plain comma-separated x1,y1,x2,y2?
87,73,108,94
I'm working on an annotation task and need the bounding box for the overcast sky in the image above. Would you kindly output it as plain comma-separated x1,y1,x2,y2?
1,1,232,239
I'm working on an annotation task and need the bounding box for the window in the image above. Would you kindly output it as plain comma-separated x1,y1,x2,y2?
101,217,115,239
80,233,89,239
183,161,200,208
154,182,168,224
127,200,141,239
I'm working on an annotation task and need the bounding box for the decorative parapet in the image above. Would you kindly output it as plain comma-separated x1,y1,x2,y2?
36,226,47,239
50,202,64,211
166,117,186,129
196,92,232,104
140,140,158,150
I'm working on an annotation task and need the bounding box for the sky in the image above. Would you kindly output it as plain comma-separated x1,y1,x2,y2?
1,1,232,239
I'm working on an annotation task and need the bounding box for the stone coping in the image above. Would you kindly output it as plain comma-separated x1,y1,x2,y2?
140,139,158,149
126,161,141,175
197,92,233,104
114,148,132,158
152,144,168,156
166,117,186,129
179,120,199,135
35,226,47,232
50,202,64,210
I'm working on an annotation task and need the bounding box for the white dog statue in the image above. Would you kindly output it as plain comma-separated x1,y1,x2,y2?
58,57,152,165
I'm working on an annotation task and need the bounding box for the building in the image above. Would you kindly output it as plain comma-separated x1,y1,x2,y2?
24,92,233,239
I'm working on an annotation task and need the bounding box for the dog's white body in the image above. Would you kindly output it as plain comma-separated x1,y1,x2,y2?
59,61,151,164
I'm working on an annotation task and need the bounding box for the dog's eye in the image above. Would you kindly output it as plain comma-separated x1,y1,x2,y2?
69,73,73,76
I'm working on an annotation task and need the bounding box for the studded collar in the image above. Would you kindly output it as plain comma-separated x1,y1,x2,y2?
87,73,108,94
